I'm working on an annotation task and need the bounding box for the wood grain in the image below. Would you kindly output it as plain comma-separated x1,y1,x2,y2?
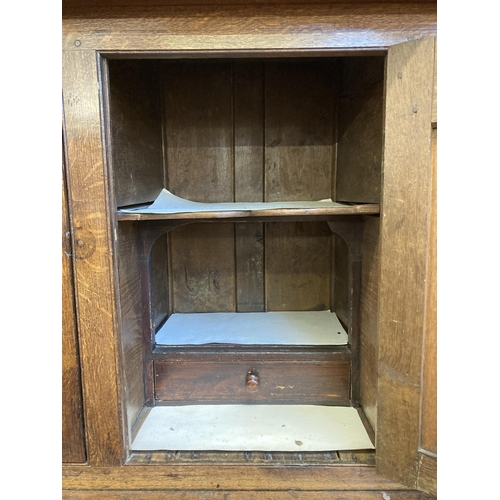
359,216,380,432
333,234,349,327
170,224,236,313
164,62,236,314
417,453,437,496
63,49,124,466
234,62,265,312
62,464,409,491
336,57,384,203
62,144,87,464
116,223,146,444
420,128,437,454
164,61,233,203
63,490,436,500
62,4,437,53
64,0,437,7
106,59,163,207
431,40,437,126
265,222,332,311
376,37,435,487
264,60,335,203
154,359,350,404
150,233,170,332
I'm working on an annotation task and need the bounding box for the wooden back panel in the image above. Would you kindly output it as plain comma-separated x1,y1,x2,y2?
158,60,339,314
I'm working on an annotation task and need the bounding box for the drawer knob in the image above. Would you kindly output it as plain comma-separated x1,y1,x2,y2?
246,370,260,392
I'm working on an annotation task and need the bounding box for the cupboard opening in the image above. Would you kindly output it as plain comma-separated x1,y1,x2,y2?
104,55,384,462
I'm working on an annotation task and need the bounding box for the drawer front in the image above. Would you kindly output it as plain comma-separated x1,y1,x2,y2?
154,360,350,405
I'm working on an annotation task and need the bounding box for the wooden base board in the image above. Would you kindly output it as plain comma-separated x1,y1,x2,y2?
63,490,437,500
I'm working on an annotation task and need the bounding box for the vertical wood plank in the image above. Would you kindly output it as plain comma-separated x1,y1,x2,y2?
234,62,265,312
265,221,332,311
63,49,124,466
116,223,146,444
264,60,335,202
359,216,380,432
170,223,236,313
107,60,164,207
62,148,87,464
164,61,236,314
333,235,349,325
150,234,170,331
164,61,233,202
376,37,435,487
264,61,336,311
420,127,437,454
336,57,384,203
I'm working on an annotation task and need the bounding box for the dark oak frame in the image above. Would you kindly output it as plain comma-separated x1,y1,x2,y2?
62,3,436,496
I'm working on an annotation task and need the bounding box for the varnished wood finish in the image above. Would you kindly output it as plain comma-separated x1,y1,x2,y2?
64,0,437,6
62,50,123,466
62,143,87,464
63,490,436,500
62,4,436,53
154,358,350,404
359,216,380,432
62,2,437,495
117,204,380,220
416,453,437,496
376,37,435,487
62,464,409,491
116,223,146,437
106,59,163,208
420,128,437,455
336,57,384,203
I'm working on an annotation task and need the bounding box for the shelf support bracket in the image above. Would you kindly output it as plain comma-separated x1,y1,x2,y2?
327,216,364,406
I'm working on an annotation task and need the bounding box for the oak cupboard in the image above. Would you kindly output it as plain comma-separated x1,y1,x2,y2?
62,2,437,498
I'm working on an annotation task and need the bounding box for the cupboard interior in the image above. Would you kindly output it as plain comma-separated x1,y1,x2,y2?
107,56,383,459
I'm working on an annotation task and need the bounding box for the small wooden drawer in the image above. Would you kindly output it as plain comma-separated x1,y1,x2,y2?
154,358,350,405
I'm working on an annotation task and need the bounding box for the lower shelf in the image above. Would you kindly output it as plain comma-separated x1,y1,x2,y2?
131,405,374,452
155,310,348,346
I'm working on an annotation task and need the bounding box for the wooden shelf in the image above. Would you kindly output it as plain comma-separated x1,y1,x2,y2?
117,189,379,221
155,311,348,347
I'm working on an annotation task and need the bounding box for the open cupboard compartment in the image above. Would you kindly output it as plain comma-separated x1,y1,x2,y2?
105,55,384,460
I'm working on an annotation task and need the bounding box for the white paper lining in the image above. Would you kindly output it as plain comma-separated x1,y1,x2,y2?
119,188,344,214
155,311,348,346
131,405,374,452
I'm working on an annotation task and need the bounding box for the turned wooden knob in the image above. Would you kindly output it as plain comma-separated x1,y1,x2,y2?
246,370,260,392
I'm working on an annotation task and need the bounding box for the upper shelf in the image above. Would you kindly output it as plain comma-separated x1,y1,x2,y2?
117,189,380,221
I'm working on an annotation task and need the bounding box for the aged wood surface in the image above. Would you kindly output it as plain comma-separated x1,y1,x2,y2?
164,61,233,203
62,4,436,52
234,62,264,312
151,233,170,332
62,143,87,464
420,127,437,455
106,59,163,208
63,489,436,500
116,223,146,445
265,222,332,311
359,216,380,433
63,49,124,466
62,464,410,491
117,204,380,221
154,359,350,404
431,40,437,126
170,223,236,313
264,60,335,203
376,37,435,487
64,0,437,6
336,57,384,203
126,450,345,465
416,453,437,496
